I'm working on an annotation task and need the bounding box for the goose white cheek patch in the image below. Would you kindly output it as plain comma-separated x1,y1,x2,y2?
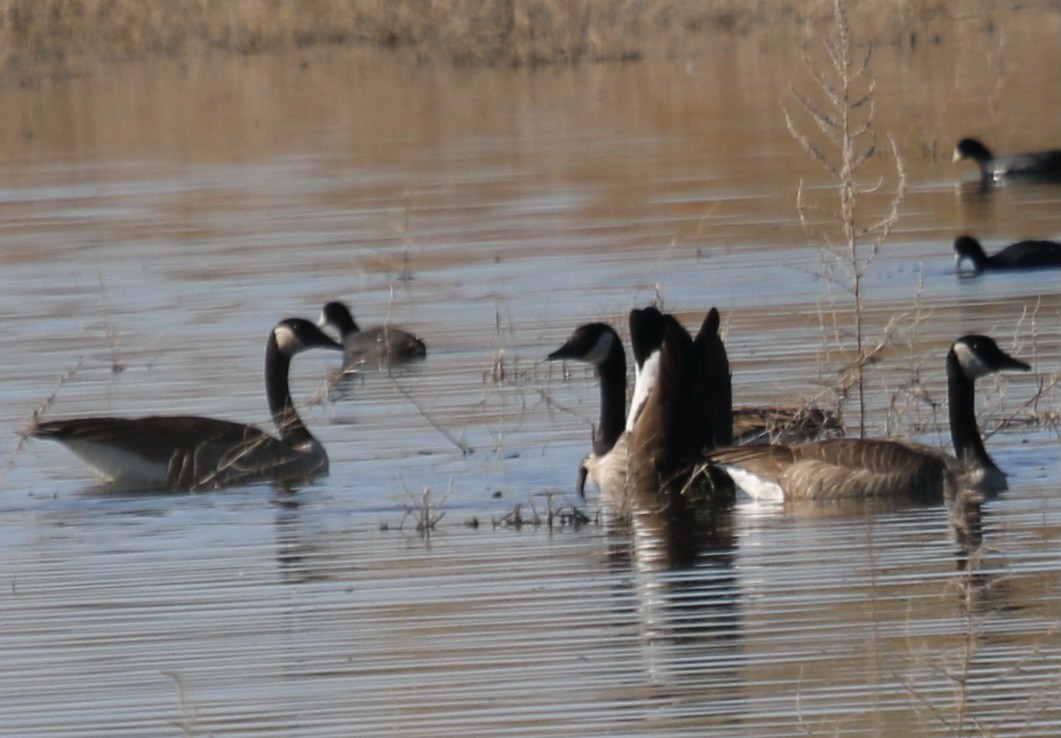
582,331,614,365
273,325,300,354
952,341,991,380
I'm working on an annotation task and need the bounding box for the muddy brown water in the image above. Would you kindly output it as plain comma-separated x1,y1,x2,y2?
3,11,1061,737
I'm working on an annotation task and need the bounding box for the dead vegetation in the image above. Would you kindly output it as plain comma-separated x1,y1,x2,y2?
492,491,591,530
784,0,907,438
4,358,84,486
0,0,1052,70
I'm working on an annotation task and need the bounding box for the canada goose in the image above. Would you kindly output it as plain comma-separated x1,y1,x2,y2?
709,335,1030,503
32,318,343,490
953,138,1061,183
547,310,839,495
319,301,426,367
953,235,1061,275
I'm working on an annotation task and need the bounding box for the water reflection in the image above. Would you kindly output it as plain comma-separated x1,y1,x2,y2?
272,490,336,585
947,493,1024,624
604,491,737,571
598,487,741,725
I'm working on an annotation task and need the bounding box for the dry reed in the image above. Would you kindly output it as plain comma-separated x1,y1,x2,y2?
0,0,1051,70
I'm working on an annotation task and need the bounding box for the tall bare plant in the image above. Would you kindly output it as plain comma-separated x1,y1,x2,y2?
783,0,906,437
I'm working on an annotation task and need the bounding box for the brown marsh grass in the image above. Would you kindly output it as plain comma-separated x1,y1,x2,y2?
0,0,1055,70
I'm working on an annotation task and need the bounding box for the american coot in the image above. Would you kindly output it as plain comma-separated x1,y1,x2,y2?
33,319,343,490
709,335,1029,502
953,138,1061,183
953,235,1061,274
319,300,426,367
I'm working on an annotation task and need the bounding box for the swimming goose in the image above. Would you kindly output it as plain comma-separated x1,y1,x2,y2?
32,318,343,490
709,335,1030,503
547,309,838,494
953,235,1061,275
319,301,426,367
953,138,1061,183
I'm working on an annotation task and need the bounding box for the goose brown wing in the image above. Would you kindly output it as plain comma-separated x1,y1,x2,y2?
35,416,275,457
781,440,950,502
693,307,732,449
710,438,951,502
34,416,310,489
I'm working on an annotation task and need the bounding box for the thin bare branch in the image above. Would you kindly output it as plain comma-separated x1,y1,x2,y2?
806,61,843,107
783,106,834,173
791,87,843,138
388,373,473,455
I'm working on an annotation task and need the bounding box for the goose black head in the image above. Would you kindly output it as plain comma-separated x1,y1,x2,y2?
951,335,1030,381
274,318,344,357
547,323,620,367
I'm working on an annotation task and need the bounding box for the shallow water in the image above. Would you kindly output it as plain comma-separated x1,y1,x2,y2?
3,11,1061,737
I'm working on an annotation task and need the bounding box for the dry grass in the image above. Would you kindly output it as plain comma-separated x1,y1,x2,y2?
399,483,449,534
0,0,1053,70
493,490,589,530
2,358,84,487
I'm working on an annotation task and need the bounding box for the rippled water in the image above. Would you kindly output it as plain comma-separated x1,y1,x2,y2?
3,11,1061,737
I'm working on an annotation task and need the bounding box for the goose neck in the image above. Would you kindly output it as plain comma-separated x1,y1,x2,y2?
947,349,992,470
266,338,315,447
595,346,627,457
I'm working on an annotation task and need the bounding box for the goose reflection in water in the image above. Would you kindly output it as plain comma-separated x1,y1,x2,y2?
600,487,741,701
